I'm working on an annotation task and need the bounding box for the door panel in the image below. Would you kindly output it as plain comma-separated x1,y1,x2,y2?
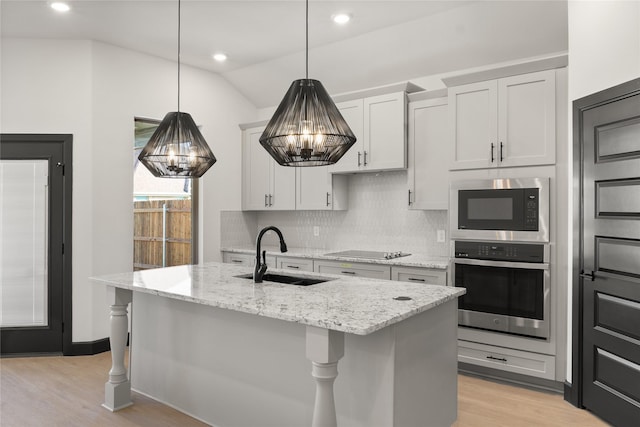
579,82,640,425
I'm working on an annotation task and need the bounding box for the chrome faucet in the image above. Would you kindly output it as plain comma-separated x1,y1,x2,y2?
254,226,288,283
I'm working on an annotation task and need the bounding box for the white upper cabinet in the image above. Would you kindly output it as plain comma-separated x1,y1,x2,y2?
330,99,363,173
295,167,348,211
449,69,556,170
242,124,295,210
407,93,449,210
241,123,346,211
331,91,408,173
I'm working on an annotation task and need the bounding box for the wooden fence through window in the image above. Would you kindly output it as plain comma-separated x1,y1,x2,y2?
133,200,191,270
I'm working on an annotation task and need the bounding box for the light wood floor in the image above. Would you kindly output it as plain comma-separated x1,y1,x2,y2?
1,351,609,427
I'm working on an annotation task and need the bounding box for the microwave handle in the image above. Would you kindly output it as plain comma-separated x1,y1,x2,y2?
453,258,549,270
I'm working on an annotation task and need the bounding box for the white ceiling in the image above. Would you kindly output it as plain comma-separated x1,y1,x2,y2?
1,0,568,108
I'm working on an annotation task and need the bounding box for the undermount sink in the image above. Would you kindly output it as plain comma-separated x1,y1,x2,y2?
235,273,331,286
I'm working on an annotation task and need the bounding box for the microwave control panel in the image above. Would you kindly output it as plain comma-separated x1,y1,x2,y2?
523,188,539,230
454,241,545,263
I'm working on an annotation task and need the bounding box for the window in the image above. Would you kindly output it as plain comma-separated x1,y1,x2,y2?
133,118,198,270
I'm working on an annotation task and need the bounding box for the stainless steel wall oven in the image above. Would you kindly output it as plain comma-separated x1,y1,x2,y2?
453,240,550,339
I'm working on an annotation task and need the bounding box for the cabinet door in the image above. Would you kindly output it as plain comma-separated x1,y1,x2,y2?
242,126,271,210
408,97,449,210
364,92,407,170
296,166,331,210
449,80,498,170
330,99,364,173
497,70,556,167
270,162,295,210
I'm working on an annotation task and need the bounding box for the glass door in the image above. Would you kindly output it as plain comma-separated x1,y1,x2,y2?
0,160,49,327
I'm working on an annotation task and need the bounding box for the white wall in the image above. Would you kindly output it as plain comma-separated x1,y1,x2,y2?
1,38,257,342
565,0,640,382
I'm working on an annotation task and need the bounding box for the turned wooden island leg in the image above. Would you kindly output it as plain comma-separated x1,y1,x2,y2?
103,287,133,411
306,326,345,427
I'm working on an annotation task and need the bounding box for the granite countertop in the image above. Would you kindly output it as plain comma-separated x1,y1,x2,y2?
221,246,451,270
91,262,464,335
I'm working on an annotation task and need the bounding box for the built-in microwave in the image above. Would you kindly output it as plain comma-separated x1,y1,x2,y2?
450,177,550,242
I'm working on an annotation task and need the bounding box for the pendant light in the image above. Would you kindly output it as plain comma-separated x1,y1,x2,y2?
138,0,216,178
259,0,356,167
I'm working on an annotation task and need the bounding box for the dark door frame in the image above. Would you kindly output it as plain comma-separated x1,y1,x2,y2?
0,134,74,355
567,78,640,407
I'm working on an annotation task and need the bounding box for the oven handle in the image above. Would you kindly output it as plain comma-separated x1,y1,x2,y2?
453,258,549,270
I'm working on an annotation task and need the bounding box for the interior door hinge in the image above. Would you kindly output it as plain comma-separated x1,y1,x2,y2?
56,162,65,175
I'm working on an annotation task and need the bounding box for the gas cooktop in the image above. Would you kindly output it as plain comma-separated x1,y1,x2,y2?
324,250,411,260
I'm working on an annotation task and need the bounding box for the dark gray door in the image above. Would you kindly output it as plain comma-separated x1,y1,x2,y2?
1,135,71,355
576,79,640,426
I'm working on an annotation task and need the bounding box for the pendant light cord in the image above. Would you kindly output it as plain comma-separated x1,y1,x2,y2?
305,0,308,80
177,0,181,113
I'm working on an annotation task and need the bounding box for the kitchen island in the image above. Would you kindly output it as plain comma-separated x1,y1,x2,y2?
91,262,465,427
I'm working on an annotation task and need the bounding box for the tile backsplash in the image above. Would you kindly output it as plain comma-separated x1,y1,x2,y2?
221,171,448,256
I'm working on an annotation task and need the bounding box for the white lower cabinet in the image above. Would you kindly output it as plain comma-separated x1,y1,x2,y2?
391,266,447,286
222,252,276,268
458,340,556,380
314,260,391,280
276,256,314,272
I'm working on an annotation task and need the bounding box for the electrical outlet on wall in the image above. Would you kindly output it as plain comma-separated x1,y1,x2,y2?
437,229,446,243
313,226,320,237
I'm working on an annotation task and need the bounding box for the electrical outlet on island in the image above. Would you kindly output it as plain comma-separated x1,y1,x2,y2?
313,226,320,237
437,229,446,243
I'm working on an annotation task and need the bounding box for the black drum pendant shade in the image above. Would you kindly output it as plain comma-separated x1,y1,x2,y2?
138,0,216,178
259,0,356,167
138,111,216,178
260,79,356,166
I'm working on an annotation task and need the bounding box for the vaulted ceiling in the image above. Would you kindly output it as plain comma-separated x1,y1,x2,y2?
1,1,568,108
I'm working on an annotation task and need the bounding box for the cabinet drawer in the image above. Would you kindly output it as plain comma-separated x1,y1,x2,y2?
222,252,276,268
223,252,254,266
277,256,314,272
392,266,447,286
314,260,391,280
458,340,555,380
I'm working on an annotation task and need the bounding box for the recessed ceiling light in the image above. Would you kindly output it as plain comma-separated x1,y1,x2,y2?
50,2,71,12
213,53,227,62
332,13,351,25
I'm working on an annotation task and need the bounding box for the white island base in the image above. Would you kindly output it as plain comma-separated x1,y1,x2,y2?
106,289,457,427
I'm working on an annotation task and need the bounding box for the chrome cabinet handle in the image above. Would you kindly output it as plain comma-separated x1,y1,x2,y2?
269,194,273,207
286,265,300,269
231,259,243,263
341,271,356,275
357,152,361,167
500,142,504,162
408,277,425,282
363,151,368,166
326,192,330,207
490,143,495,163
264,194,268,207
408,189,412,206
486,355,507,362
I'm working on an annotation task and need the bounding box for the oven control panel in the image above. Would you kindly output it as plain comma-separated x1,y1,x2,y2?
454,241,545,263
